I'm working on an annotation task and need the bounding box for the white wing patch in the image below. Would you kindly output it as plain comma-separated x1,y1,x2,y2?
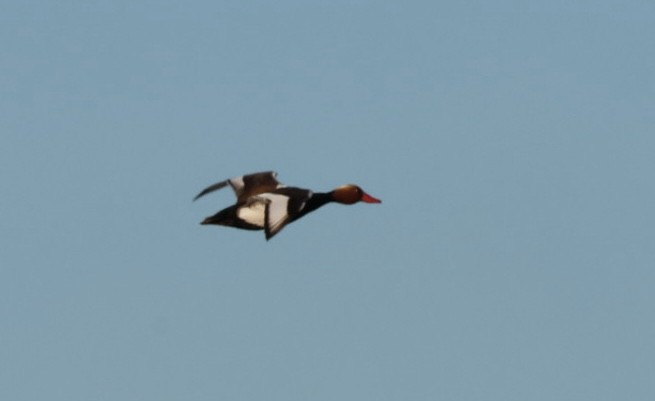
261,193,290,229
234,191,293,239
236,197,267,227
228,175,246,196
257,193,291,238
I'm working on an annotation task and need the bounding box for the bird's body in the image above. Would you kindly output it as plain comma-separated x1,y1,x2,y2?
194,171,381,240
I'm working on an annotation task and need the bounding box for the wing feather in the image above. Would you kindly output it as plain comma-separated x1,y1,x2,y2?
234,171,283,203
260,193,292,240
193,180,229,201
193,171,282,202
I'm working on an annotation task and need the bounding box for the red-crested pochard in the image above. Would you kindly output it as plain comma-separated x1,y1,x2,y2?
194,171,381,240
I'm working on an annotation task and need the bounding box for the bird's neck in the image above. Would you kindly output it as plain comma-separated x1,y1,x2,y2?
302,192,334,215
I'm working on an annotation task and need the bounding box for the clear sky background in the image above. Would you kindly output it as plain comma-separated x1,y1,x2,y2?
2,1,654,400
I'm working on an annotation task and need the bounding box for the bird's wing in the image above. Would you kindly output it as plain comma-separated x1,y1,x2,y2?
193,180,229,201
260,193,293,240
234,196,270,228
233,193,291,239
233,171,283,203
193,171,282,202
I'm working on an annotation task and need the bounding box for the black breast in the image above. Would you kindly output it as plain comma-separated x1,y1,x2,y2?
270,187,333,221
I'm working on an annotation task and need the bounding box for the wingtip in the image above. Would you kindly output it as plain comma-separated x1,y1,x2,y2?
193,180,229,202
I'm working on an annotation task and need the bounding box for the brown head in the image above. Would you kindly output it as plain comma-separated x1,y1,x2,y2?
330,184,382,205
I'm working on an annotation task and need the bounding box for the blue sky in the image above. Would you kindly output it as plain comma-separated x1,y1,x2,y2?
2,1,654,400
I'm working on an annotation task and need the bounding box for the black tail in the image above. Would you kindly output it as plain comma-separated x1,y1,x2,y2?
200,206,236,226
200,205,262,231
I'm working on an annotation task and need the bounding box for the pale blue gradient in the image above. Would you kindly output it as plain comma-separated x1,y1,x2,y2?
2,1,654,400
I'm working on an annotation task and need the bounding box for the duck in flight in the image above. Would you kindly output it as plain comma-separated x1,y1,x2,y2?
194,171,381,240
